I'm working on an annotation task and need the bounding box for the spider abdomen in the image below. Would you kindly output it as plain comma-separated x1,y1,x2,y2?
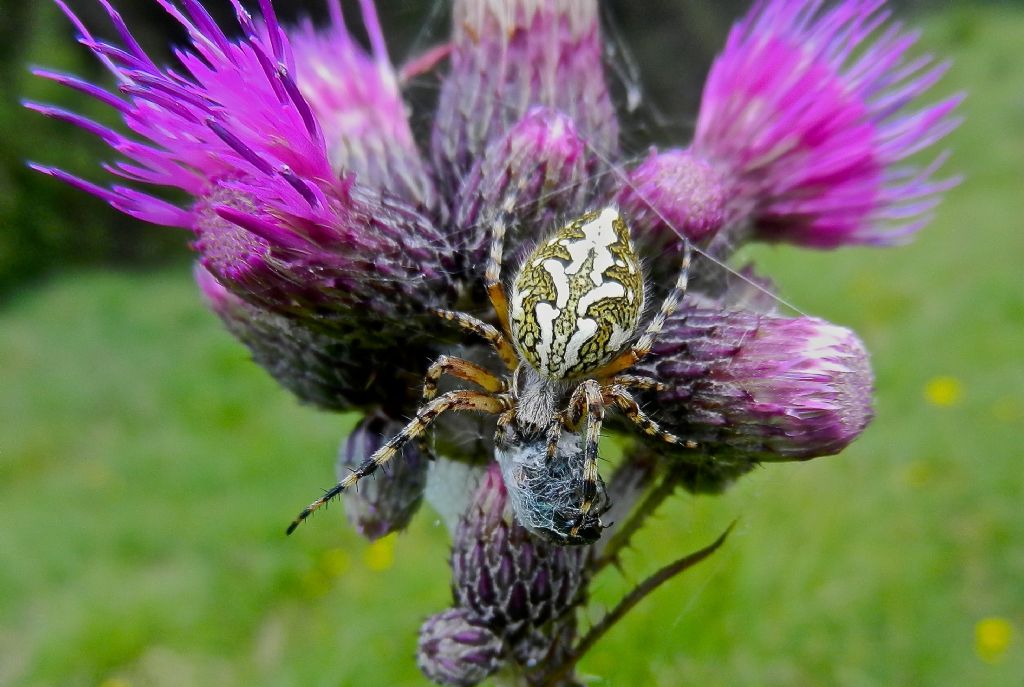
509,207,644,380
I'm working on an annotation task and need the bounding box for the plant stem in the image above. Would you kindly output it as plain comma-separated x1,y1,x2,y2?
542,522,736,686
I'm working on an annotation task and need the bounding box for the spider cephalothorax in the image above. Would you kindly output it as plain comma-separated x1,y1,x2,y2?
288,206,695,545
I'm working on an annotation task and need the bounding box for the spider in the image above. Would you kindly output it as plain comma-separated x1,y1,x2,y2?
287,205,695,544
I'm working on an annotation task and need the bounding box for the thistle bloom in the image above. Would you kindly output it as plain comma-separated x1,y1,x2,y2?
32,0,958,684
691,0,964,248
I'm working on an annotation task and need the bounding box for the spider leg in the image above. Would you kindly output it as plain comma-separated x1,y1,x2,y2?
606,385,698,449
606,374,667,393
286,390,510,534
589,238,693,378
423,354,506,401
433,309,519,371
484,202,514,339
494,408,516,445
565,379,606,538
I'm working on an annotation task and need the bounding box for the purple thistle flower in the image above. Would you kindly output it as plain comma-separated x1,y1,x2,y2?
32,0,459,412
635,306,874,490
692,0,963,248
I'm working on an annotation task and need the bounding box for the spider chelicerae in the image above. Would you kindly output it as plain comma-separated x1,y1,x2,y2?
287,205,695,545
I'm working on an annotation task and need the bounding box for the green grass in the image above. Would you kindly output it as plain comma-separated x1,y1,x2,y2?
2,5,1023,686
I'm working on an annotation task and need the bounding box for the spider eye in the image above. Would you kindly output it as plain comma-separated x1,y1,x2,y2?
508,207,644,380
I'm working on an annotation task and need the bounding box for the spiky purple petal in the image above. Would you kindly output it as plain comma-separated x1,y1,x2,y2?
289,13,440,209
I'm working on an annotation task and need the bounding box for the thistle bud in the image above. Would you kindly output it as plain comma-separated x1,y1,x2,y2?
417,608,504,687
641,308,874,469
433,0,618,188
450,465,587,641
454,108,598,270
618,148,727,247
336,412,429,541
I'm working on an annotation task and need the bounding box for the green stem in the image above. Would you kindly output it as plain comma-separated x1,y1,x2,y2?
543,522,736,686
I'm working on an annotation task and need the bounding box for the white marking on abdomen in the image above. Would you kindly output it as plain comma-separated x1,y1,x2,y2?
576,281,626,316
533,302,560,372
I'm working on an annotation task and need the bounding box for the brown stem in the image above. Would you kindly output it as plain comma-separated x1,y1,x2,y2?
543,522,736,686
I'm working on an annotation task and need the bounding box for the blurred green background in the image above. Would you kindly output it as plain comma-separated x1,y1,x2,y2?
1,1,1022,686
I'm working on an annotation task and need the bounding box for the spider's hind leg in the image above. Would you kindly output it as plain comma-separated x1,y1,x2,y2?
606,386,698,450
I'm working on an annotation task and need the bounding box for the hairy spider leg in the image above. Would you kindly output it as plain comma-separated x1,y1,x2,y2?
561,379,606,538
484,201,515,339
416,354,504,457
423,354,507,401
590,237,694,378
433,309,519,371
286,390,510,534
605,386,697,449
606,374,667,393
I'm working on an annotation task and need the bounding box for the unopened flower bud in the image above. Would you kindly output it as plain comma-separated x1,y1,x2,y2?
618,148,727,246
641,308,874,469
451,465,587,641
454,108,597,270
336,412,429,541
417,608,504,687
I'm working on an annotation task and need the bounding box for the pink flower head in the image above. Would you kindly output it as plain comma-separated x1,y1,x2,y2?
30,0,455,411
693,0,963,248
27,0,451,307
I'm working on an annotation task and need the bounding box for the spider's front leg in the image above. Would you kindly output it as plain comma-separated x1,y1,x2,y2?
561,379,606,537
433,309,518,371
286,390,510,534
484,201,515,339
605,386,698,450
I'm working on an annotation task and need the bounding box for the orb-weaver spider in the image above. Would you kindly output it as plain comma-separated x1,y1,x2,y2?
287,206,695,544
